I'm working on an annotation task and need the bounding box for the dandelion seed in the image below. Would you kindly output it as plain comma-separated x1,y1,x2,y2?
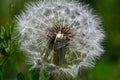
15,0,104,78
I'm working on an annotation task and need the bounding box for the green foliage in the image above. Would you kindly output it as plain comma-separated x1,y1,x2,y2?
0,24,14,56
39,71,49,80
31,69,40,80
17,72,25,80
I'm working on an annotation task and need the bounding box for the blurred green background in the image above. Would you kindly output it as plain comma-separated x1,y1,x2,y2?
0,0,120,80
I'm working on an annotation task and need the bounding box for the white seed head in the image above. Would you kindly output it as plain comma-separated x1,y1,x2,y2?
15,0,105,78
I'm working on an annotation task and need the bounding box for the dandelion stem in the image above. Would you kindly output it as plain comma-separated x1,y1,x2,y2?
53,47,66,67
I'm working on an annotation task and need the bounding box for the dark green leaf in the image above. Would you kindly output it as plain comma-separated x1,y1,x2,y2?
17,72,25,80
31,69,40,80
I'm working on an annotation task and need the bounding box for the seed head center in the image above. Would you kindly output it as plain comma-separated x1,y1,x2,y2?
46,25,73,48
56,31,64,39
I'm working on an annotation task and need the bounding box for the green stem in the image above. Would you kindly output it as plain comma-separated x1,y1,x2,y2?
53,47,66,67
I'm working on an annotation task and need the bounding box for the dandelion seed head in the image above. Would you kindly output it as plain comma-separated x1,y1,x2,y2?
15,0,105,78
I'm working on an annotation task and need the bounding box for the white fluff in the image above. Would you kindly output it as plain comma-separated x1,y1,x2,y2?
15,0,105,78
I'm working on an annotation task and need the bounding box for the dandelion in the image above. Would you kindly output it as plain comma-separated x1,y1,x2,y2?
15,0,104,78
